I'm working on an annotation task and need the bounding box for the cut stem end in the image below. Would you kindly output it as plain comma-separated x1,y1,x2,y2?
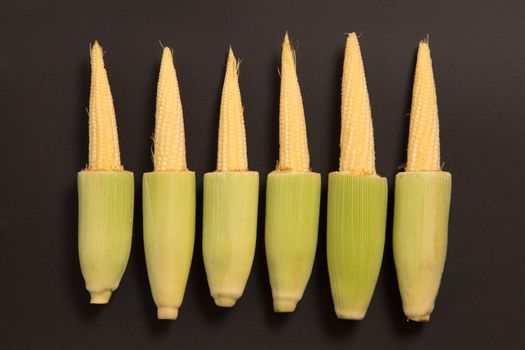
90,290,112,304
157,306,179,320
407,313,431,323
214,295,238,308
273,299,297,313
335,309,366,320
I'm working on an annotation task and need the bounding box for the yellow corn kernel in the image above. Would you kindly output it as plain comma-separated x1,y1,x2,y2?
339,33,376,175
153,48,188,172
88,41,123,171
406,38,440,172
217,48,248,171
277,33,310,172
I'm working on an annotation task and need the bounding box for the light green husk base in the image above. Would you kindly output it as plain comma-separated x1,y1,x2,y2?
143,171,196,319
203,171,259,307
327,173,387,320
393,171,452,322
265,171,321,312
78,171,134,304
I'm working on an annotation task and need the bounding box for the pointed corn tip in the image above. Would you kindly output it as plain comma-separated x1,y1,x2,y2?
418,38,430,53
90,41,105,73
282,32,294,55
160,47,175,72
91,41,103,60
347,32,358,41
281,31,296,71
157,306,179,320
227,46,236,65
162,46,172,59
159,47,174,71
345,32,360,52
283,31,291,48
418,36,431,57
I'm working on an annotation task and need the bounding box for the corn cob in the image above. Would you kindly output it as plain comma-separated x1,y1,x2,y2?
202,48,259,307
143,47,195,320
265,33,321,313
78,41,134,304
393,38,452,322
327,33,387,320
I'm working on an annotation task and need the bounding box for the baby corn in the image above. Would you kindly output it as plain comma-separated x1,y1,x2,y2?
393,38,452,322
202,48,259,307
143,47,195,320
327,33,387,320
265,33,321,313
78,41,134,304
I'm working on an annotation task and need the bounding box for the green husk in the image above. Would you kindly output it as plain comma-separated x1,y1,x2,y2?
265,171,321,312
78,171,134,304
393,171,452,322
202,171,259,307
143,171,195,319
327,173,387,319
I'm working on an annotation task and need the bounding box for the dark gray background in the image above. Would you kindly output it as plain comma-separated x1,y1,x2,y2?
1,0,524,348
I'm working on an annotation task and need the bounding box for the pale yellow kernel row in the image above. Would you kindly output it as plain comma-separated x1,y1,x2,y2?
153,47,188,172
339,33,376,176
88,41,123,171
277,33,311,173
216,48,249,172
87,36,441,175
406,38,441,172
